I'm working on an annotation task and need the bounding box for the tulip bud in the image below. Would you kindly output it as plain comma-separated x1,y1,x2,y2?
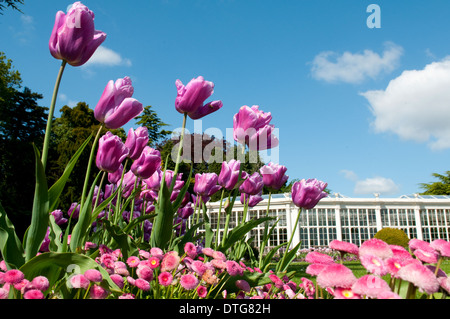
218,159,241,190
240,192,264,208
260,162,289,191
125,127,149,160
96,131,129,173
49,2,106,66
291,179,328,209
94,77,143,129
233,105,279,151
239,172,264,196
193,173,222,203
130,146,162,179
175,76,222,119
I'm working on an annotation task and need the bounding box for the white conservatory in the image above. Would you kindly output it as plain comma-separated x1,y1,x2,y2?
200,193,450,252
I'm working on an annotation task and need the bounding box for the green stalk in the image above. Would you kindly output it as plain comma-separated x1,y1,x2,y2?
81,125,103,206
215,188,225,248
277,207,302,272
41,60,67,171
258,191,271,267
170,113,187,192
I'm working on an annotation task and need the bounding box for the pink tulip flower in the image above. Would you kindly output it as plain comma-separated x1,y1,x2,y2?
96,131,129,173
49,2,106,66
291,178,328,209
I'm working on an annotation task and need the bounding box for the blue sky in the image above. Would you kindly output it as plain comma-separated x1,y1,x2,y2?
2,0,450,198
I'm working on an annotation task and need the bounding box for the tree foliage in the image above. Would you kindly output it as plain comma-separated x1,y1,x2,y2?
420,171,450,195
135,105,171,147
0,0,24,14
0,52,48,237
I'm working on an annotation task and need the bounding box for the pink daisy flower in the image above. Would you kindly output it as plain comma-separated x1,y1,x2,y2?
110,274,124,289
126,276,136,286
148,256,160,269
359,238,393,260
305,251,334,264
211,259,226,270
329,240,359,255
390,245,413,261
305,263,329,277
134,278,151,291
197,285,208,298
0,260,7,272
409,238,434,253
212,250,227,261
161,251,180,272
316,263,357,289
431,239,450,257
333,287,361,299
414,248,439,264
126,256,140,268
351,274,391,299
139,249,150,259
84,269,103,283
190,260,207,276
225,260,243,276
180,274,199,290
136,265,153,281
31,276,49,291
377,291,402,299
360,254,388,276
234,279,251,292
119,293,135,299
158,272,173,286
113,261,130,276
438,277,450,294
23,289,44,299
0,288,8,300
150,247,164,259
269,274,284,289
202,247,215,257
397,262,440,294
90,284,108,299
69,274,90,289
3,269,24,285
184,242,198,259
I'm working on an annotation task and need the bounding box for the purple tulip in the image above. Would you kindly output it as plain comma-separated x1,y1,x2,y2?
49,2,106,66
108,164,124,184
120,170,138,198
218,159,241,190
291,179,328,209
193,173,222,203
164,170,185,191
96,131,129,173
94,77,143,129
125,127,149,160
233,105,279,151
260,162,289,191
178,203,194,219
51,209,68,225
130,146,162,179
240,192,264,208
143,167,163,190
67,202,80,219
175,76,223,119
239,172,264,196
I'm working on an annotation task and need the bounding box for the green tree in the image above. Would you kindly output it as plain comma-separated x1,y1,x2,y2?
135,105,171,147
0,52,48,237
420,171,450,195
0,0,24,14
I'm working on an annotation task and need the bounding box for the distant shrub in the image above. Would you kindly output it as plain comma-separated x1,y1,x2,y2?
374,227,410,248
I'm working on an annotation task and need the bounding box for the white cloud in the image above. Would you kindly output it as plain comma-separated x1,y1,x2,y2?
311,42,403,84
83,46,132,67
341,170,400,195
58,93,77,108
361,57,450,150
354,177,400,195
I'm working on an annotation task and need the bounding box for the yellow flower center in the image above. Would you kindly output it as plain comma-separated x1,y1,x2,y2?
343,290,354,298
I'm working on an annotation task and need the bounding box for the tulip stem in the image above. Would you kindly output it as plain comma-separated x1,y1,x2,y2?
170,113,187,193
81,125,103,207
215,188,225,249
277,207,302,272
41,60,67,171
